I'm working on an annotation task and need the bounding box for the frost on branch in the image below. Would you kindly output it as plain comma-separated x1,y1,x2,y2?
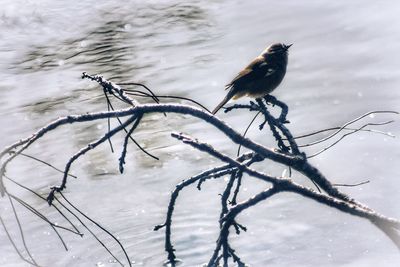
0,73,399,267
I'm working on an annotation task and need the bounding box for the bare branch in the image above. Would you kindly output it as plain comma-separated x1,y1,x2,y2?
171,132,400,251
47,115,140,204
154,152,255,264
82,72,135,106
2,73,398,266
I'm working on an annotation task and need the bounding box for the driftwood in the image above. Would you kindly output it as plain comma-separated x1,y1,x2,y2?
0,73,398,266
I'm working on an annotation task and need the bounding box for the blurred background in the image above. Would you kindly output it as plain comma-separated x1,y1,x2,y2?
0,0,399,266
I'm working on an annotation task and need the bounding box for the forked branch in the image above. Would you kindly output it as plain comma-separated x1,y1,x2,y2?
0,73,398,267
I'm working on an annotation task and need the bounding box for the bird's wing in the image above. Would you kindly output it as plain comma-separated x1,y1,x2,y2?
225,57,275,89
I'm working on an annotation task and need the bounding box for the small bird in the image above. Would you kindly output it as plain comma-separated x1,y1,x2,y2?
212,43,292,114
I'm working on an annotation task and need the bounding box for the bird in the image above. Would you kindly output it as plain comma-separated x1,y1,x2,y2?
212,43,292,114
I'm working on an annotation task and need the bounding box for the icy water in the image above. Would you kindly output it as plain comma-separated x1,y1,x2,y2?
1,0,400,266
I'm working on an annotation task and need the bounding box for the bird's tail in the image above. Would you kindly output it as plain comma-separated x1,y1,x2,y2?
212,92,234,114
212,97,229,114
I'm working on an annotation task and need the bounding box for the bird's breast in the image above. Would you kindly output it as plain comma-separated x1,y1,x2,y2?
245,67,286,97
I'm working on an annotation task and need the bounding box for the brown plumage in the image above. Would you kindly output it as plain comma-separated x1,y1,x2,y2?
212,43,292,114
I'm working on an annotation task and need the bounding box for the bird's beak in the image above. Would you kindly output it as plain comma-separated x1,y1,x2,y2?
285,44,293,50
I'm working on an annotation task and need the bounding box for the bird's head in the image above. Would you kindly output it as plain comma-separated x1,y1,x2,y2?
261,43,292,57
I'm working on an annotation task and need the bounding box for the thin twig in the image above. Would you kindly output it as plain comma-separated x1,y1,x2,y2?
104,90,115,153
300,111,398,147
118,81,160,102
333,180,370,187
8,195,38,266
119,114,143,173
104,94,159,160
237,111,261,156
9,194,69,250
59,192,131,267
292,126,395,140
5,175,82,235
0,215,38,266
123,90,212,113
10,152,77,178
307,121,394,158
47,115,139,204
